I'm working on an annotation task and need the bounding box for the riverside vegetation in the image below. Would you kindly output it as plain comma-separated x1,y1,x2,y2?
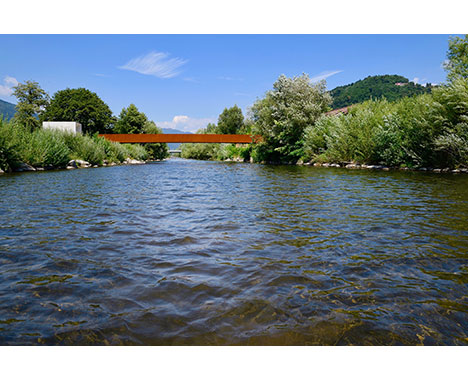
0,118,151,172
0,85,168,173
181,36,468,171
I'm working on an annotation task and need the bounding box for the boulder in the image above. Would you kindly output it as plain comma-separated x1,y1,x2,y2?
124,158,145,165
0,168,4,174
66,166,76,170
67,160,78,168
345,163,360,169
14,163,36,172
76,160,91,168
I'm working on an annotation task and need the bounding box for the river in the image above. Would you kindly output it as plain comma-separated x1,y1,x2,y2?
1,158,468,345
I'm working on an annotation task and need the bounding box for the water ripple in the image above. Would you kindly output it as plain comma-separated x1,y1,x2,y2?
1,159,468,345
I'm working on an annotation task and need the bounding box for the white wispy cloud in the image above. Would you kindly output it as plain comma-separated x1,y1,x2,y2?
218,76,244,81
0,76,18,97
310,70,343,83
119,51,187,79
157,115,216,133
183,77,200,83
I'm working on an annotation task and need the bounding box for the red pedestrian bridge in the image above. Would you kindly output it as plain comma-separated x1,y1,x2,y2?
99,134,262,144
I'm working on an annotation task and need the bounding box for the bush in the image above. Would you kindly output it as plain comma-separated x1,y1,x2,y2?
63,133,105,165
180,143,219,160
251,74,331,163
24,129,70,168
121,144,148,161
0,119,20,171
301,82,468,168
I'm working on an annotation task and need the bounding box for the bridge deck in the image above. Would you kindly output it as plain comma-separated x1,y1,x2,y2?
99,134,261,144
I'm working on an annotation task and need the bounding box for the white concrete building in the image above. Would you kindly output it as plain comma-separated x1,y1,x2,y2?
42,121,82,134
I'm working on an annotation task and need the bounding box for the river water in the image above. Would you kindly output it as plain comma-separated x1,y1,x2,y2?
1,159,468,345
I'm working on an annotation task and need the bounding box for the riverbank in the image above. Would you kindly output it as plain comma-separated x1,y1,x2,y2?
0,118,168,174
7,157,153,173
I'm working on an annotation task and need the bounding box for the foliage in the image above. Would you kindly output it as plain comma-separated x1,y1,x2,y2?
205,123,218,133
444,35,468,82
217,105,244,134
0,118,151,171
251,73,331,163
115,104,148,134
180,142,219,160
330,75,432,109
63,133,106,165
12,80,49,131
122,143,148,161
142,121,169,160
302,79,468,169
41,88,113,134
0,118,20,171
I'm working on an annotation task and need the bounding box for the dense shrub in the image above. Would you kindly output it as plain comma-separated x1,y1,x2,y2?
251,74,331,163
301,79,468,168
0,118,153,171
0,119,20,171
180,143,219,160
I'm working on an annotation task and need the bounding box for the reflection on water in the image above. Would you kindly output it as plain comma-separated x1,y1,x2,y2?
1,159,468,345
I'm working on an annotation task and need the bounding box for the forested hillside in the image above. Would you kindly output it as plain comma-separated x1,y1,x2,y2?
0,99,16,120
330,75,432,108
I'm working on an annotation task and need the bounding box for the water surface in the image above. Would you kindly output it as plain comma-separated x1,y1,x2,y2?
1,159,468,345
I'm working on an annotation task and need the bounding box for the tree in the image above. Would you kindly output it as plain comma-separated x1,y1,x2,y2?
444,35,468,82
217,105,244,134
250,73,331,163
142,120,169,160
115,104,148,134
41,88,113,134
205,123,218,133
12,80,49,131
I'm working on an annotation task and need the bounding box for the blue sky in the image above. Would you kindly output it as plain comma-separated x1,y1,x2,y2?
0,35,455,132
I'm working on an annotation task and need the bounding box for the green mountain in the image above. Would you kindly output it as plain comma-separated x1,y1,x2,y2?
0,99,16,120
330,75,433,109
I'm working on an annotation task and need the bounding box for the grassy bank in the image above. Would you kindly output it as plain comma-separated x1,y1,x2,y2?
0,119,159,172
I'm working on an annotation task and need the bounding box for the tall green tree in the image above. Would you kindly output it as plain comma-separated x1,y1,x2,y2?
251,73,331,163
217,105,244,134
115,104,148,134
12,80,49,131
41,88,113,134
444,35,468,82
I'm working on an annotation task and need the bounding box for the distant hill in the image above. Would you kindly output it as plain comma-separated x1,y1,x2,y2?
330,75,433,109
0,99,16,120
161,128,192,150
